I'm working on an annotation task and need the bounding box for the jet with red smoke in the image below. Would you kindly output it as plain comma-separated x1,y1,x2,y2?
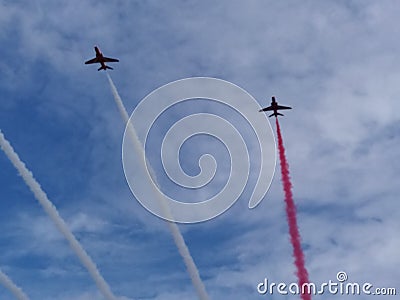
259,96,292,117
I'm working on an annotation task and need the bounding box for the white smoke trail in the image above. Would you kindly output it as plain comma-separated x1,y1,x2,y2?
0,269,29,300
106,73,210,300
0,130,118,300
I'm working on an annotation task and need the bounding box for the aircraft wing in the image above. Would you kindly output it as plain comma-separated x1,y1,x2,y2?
259,106,273,112
85,57,100,64
102,57,119,63
276,105,292,110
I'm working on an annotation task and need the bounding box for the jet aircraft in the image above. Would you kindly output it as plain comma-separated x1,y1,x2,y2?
85,46,119,71
259,96,292,117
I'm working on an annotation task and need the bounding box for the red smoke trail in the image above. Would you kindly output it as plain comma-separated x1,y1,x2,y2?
275,118,311,300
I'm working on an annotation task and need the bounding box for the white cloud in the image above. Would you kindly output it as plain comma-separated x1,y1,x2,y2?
1,0,399,299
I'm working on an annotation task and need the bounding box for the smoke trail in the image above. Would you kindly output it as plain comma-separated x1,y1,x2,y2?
106,73,130,124
0,269,30,300
275,118,311,300
106,73,210,300
0,130,118,300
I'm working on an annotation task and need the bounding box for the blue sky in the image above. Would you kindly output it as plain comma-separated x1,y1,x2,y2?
1,0,399,299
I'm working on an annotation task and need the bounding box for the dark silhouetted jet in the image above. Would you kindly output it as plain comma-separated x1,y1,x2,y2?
85,46,119,71
259,96,292,117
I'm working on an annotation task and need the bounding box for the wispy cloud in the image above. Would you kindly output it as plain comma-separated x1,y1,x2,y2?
0,1,399,299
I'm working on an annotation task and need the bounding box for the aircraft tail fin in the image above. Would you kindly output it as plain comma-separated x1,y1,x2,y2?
269,112,284,117
98,65,114,71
